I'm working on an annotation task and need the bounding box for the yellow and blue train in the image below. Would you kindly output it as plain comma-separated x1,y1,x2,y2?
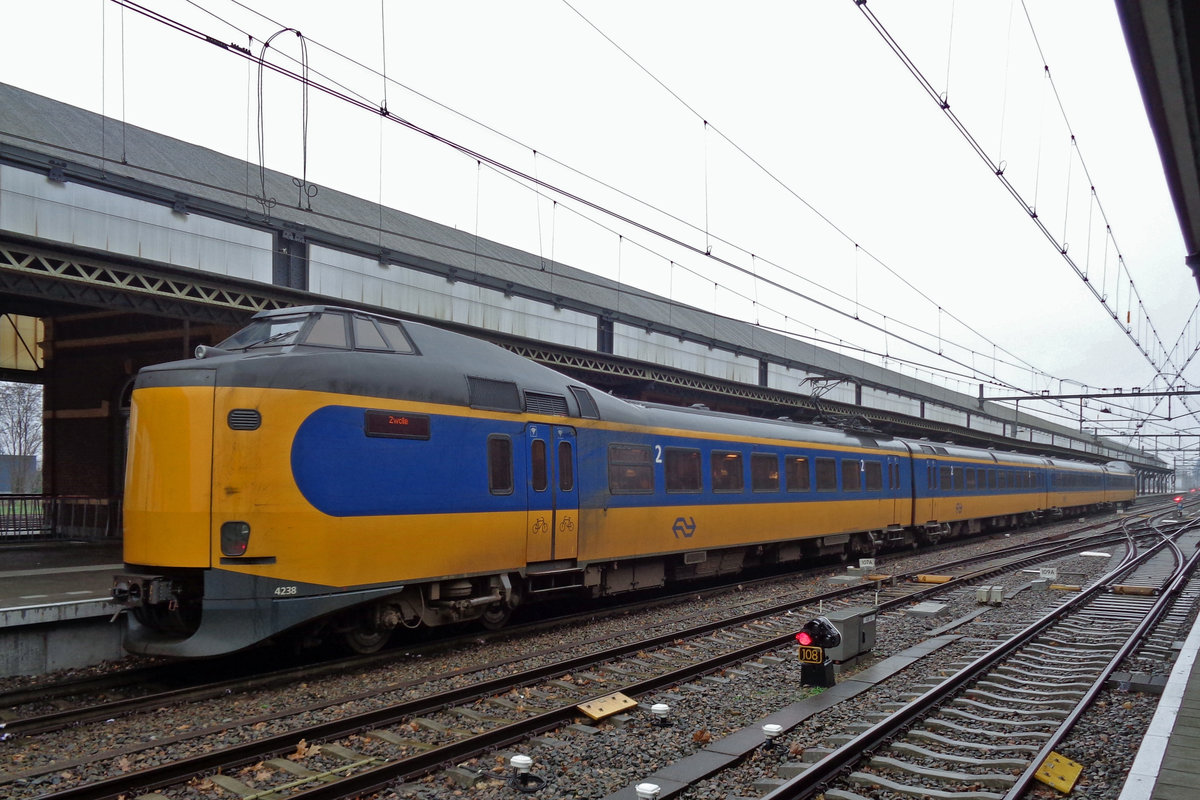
112,305,1136,657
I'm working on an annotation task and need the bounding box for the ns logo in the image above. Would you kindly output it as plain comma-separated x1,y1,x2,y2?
672,517,697,538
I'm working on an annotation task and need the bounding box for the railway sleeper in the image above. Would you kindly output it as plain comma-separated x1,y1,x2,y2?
868,755,1018,788
848,769,1008,800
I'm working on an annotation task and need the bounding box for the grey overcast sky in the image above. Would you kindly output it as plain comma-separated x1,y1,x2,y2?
1,0,1194,452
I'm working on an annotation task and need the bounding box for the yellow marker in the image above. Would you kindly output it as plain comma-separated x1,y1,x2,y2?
577,692,638,721
1034,751,1084,793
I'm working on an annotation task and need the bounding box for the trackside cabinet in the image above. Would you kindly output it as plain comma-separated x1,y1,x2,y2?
825,606,878,662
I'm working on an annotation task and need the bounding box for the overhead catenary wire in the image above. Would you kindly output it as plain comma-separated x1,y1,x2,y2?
557,0,1051,387
114,0,1044,397
208,0,1046,392
190,0,1133,409
854,0,1184,388
112,0,1175,449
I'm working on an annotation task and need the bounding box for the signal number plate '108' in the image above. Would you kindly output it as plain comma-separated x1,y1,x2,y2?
798,646,825,664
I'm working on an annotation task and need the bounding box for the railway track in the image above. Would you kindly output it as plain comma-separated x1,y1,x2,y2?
0,508,1142,735
749,524,1200,800
4,512,1167,800
0,516,1142,741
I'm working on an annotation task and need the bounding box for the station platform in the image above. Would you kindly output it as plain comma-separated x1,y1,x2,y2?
0,539,127,677
1121,604,1200,799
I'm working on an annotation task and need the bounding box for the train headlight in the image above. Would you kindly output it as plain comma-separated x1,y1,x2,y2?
221,521,251,556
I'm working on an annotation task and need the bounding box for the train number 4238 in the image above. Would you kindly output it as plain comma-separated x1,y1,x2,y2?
273,585,298,596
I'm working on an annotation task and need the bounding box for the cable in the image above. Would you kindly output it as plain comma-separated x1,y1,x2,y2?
204,0,1055,392
855,0,1183,388
110,0,1179,449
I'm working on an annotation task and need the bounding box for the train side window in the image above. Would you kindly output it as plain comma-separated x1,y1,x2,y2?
988,470,996,489
842,460,861,492
953,468,965,491
558,441,574,491
815,458,837,491
531,440,548,492
751,453,780,493
569,386,600,419
665,448,702,493
712,451,744,493
488,436,513,495
785,456,811,492
938,465,951,489
865,461,883,491
966,469,976,490
609,444,654,494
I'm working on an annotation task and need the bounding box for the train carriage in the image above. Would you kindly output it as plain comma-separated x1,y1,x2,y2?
112,305,1136,657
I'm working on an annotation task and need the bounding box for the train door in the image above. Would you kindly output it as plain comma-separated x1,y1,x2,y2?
887,454,909,524
524,424,579,563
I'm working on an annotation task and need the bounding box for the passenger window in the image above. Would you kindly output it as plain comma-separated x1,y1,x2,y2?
842,460,861,492
938,465,951,489
988,470,996,489
665,448,702,493
953,468,965,491
815,458,837,491
751,453,780,493
488,436,513,495
711,451,744,493
966,469,977,490
864,461,883,491
531,440,547,492
608,444,653,494
558,441,574,491
785,456,810,492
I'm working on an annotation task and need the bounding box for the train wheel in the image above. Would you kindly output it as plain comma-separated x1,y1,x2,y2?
480,581,521,630
480,602,513,630
343,626,390,654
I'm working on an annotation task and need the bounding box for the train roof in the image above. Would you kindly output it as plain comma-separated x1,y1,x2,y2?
159,305,1116,471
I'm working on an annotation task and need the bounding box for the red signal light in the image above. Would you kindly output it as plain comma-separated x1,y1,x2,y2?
796,630,814,646
1174,496,1184,503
